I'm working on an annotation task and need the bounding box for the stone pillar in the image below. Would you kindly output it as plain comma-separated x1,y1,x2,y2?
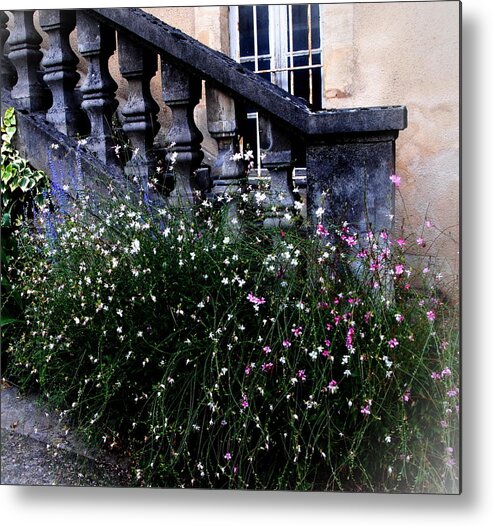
161,60,203,203
0,11,17,90
118,33,160,184
7,10,51,112
77,12,118,165
305,132,398,235
258,115,296,228
39,10,87,137
205,85,245,200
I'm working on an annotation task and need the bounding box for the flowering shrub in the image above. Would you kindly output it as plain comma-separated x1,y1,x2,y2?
5,177,459,492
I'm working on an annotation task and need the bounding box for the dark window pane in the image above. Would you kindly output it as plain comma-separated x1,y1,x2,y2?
292,54,322,109
292,4,308,52
292,52,321,67
256,5,270,56
310,4,320,49
241,58,271,78
239,6,254,57
242,59,255,71
257,58,271,80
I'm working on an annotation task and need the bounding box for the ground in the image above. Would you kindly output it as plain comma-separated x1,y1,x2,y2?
0,381,132,487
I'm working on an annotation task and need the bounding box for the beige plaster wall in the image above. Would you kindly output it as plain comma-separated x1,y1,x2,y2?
322,2,460,288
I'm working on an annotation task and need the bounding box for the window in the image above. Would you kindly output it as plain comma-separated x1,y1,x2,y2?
230,4,323,109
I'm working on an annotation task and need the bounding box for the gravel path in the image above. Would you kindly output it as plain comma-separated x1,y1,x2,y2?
1,430,132,486
1,381,133,487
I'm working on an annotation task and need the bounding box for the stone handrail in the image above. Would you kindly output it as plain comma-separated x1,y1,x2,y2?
1,7,407,232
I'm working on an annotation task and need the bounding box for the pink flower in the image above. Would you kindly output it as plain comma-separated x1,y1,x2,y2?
240,394,249,408
395,313,404,323
262,346,272,355
402,389,411,403
396,238,406,247
360,405,371,416
328,380,338,394
388,338,399,349
282,339,291,349
426,310,436,321
431,372,441,380
261,362,274,373
343,235,357,247
441,367,452,377
224,452,232,461
316,223,329,237
247,292,266,305
245,365,252,375
296,369,306,381
345,327,355,350
425,220,433,228
291,326,303,337
394,264,405,275
416,237,425,247
389,174,401,187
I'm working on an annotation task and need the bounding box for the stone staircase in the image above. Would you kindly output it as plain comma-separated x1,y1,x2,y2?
1,7,407,232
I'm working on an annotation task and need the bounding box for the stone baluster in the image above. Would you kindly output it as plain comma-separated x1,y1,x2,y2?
258,115,296,228
1,11,18,90
161,60,203,203
205,85,245,202
7,10,51,112
117,33,160,184
77,12,118,165
39,10,86,137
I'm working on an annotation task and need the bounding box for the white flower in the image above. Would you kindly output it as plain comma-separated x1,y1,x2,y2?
385,435,392,443
130,239,140,254
255,192,267,204
315,206,324,218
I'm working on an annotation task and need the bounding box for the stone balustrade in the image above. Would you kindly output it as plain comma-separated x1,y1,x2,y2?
1,7,407,234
